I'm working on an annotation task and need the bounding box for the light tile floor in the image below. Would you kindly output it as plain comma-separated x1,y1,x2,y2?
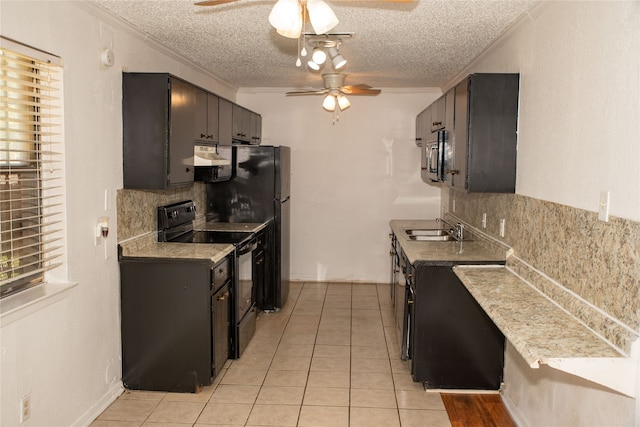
92,282,453,426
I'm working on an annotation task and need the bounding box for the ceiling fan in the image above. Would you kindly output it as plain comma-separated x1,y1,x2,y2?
195,0,412,38
286,73,381,112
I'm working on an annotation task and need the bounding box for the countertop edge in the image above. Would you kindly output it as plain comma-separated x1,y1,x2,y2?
453,264,637,398
389,219,507,265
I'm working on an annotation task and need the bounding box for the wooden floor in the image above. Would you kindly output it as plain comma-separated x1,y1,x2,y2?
442,393,517,427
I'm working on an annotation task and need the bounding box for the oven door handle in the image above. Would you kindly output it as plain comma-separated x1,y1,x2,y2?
237,241,258,255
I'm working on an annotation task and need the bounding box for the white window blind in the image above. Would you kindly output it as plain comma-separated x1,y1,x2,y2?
0,37,64,298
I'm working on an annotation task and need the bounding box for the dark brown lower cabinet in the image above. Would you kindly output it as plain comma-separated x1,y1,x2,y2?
410,265,505,390
119,255,231,393
212,282,230,377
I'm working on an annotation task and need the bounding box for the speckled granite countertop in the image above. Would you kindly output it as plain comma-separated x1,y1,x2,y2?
194,220,269,233
390,219,507,265
390,219,633,395
120,242,234,264
453,265,623,367
119,221,269,263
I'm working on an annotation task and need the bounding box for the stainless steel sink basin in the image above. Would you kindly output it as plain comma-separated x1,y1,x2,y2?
408,234,457,242
405,229,450,237
404,228,471,242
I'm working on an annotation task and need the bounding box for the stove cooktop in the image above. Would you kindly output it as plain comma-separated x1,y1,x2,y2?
170,230,254,246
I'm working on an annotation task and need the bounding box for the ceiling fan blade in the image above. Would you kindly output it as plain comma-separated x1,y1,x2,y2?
194,0,240,6
341,84,381,96
331,0,414,2
285,90,328,96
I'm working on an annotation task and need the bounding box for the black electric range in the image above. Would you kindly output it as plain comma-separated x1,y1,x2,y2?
157,200,257,359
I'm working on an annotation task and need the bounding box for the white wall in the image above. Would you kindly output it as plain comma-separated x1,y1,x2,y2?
3,0,636,425
450,1,640,222
0,2,235,426
446,2,640,425
237,89,441,283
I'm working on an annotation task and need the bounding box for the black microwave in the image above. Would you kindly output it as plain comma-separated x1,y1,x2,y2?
421,130,447,183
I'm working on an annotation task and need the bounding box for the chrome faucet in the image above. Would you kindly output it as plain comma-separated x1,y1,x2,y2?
437,218,464,241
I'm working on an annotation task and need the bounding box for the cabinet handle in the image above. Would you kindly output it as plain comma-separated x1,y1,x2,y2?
432,121,442,126
186,167,191,172
446,169,459,175
416,138,422,141
217,291,229,301
200,133,207,138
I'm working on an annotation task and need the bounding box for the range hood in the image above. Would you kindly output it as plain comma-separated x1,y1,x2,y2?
194,144,231,167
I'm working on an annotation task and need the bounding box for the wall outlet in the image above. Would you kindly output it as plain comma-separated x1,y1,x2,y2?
482,213,487,229
20,393,30,423
499,219,506,237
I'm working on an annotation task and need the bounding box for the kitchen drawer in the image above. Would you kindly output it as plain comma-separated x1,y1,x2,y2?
212,257,231,289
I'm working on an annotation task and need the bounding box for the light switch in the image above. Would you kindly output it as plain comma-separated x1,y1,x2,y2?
598,191,610,222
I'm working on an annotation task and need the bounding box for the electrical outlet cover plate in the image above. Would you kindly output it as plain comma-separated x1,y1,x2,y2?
598,190,610,222
20,394,30,423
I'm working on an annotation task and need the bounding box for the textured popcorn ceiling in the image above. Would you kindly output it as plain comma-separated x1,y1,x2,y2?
91,0,537,89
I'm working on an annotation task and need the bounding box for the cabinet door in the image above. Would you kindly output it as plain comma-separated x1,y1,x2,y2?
168,78,196,186
123,73,170,189
452,78,469,191
430,96,446,131
120,259,212,392
212,282,230,377
443,88,455,183
232,104,250,143
250,113,262,145
412,266,504,389
218,98,233,145
195,88,208,141
206,93,219,143
195,90,219,143
415,108,428,147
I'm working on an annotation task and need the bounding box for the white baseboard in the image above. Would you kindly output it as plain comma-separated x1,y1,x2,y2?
501,389,528,427
70,382,124,427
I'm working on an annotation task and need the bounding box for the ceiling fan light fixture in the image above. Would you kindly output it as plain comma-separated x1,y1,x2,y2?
322,94,337,112
307,59,321,71
269,0,302,39
311,48,327,65
306,0,339,35
337,93,350,110
327,47,347,70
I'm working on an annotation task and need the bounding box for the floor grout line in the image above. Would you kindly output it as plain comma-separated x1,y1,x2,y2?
95,282,459,427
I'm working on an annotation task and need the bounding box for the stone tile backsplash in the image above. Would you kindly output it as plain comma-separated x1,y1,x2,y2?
446,189,640,333
117,183,206,242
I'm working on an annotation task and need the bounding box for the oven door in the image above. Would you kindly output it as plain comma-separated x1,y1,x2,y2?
237,238,257,318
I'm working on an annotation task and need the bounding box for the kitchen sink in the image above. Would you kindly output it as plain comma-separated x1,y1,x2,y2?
404,228,471,242
408,234,457,242
405,229,450,236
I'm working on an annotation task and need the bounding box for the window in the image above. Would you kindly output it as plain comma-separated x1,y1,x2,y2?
0,37,64,298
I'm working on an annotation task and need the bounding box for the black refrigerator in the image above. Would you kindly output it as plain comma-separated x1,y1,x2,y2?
206,145,290,311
